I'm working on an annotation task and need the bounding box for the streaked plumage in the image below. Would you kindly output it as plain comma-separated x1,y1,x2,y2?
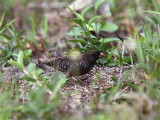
40,50,105,77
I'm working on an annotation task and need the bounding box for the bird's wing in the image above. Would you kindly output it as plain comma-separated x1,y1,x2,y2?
55,57,72,73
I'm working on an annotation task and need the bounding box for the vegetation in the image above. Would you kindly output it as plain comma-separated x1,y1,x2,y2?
0,0,160,120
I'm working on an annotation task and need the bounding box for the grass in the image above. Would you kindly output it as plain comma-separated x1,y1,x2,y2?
0,0,160,120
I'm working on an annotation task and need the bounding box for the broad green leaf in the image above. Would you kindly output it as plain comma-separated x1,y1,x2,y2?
100,38,104,48
100,38,120,43
92,39,99,44
100,22,106,29
67,30,82,36
51,71,67,96
73,12,84,21
101,22,119,32
90,34,97,39
83,31,91,36
8,60,25,70
28,63,36,74
67,26,84,36
89,16,101,25
85,24,94,31
107,61,118,67
35,69,43,74
95,0,105,10
72,18,83,26
21,75,37,82
24,49,32,58
92,23,102,33
0,19,15,33
35,69,45,81
17,51,24,64
67,39,88,44
81,5,94,17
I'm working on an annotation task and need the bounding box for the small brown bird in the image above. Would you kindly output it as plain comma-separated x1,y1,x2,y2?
40,50,105,77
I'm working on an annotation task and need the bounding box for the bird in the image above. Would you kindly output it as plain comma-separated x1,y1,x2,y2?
39,50,105,77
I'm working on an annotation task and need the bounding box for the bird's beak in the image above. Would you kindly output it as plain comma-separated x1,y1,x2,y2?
99,52,105,58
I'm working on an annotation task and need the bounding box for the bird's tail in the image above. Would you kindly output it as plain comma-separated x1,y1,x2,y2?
38,59,56,70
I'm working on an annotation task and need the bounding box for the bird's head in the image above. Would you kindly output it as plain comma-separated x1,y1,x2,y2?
82,50,105,63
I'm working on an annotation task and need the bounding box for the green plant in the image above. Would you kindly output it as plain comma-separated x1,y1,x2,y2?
67,1,120,66
0,14,30,68
0,71,67,120
133,24,160,79
5,49,67,119
7,50,43,85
